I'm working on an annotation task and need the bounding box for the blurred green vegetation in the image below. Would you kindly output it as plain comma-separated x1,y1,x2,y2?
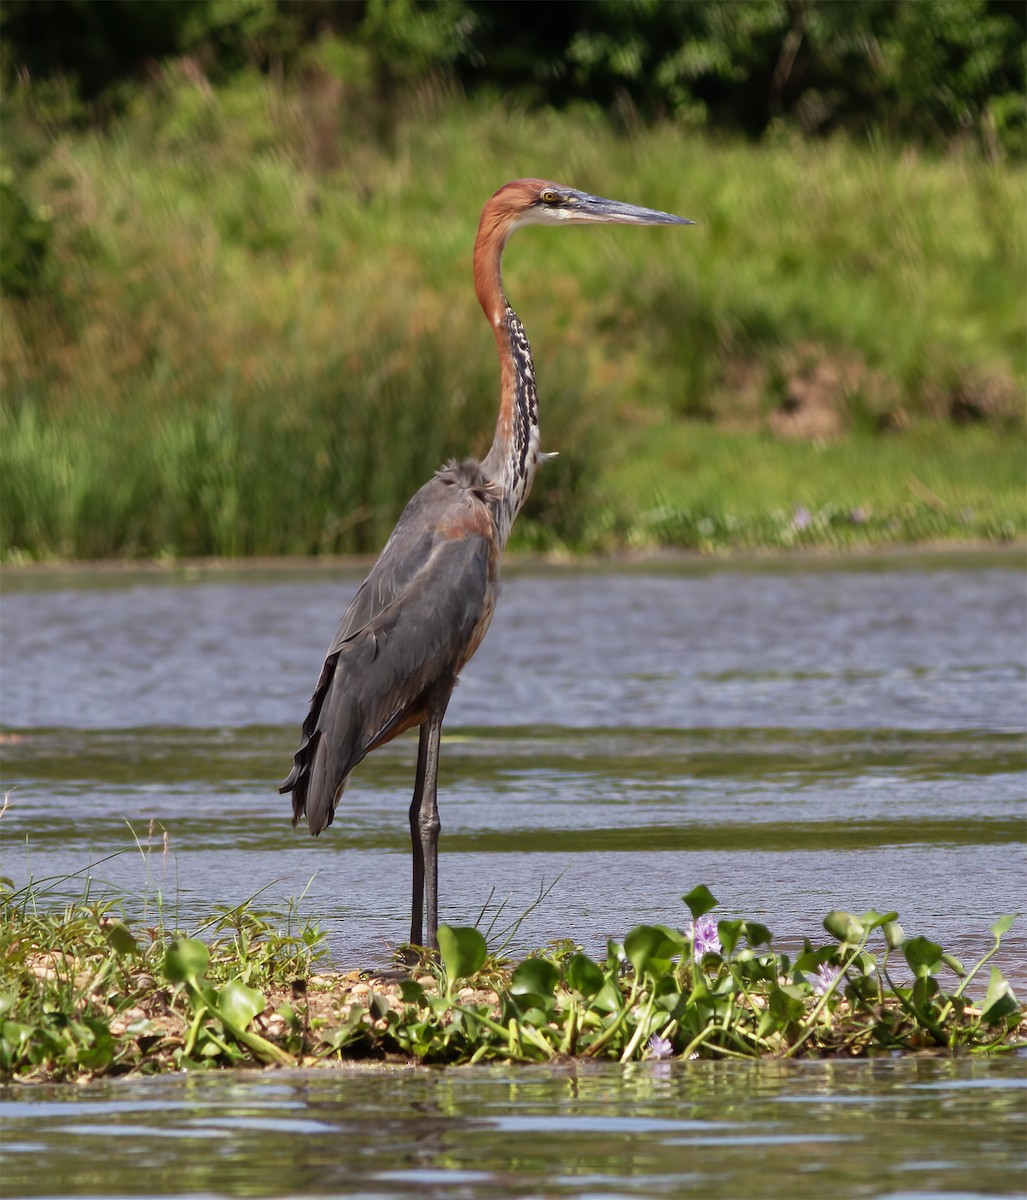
3,1,1024,153
0,4,1024,560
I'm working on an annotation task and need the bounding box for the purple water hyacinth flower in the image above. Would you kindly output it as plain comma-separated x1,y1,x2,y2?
812,963,842,996
792,504,813,531
689,913,721,960
646,1033,674,1061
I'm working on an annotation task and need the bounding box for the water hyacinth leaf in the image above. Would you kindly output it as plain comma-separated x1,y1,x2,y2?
564,953,605,998
718,918,743,957
883,920,905,949
823,911,864,943
605,939,625,970
904,935,943,978
218,980,266,1030
990,914,1015,939
656,989,689,1020
682,885,718,921
911,974,939,1006
981,967,1019,1024
624,925,681,976
2,1021,35,1052
744,921,772,948
657,922,687,944
398,979,426,1004
367,992,392,1020
687,975,713,1007
105,921,139,957
795,946,836,972
768,983,806,1024
74,1017,116,1071
854,950,877,973
591,980,625,1014
941,952,966,977
163,937,210,984
437,925,487,983
511,958,559,997
509,993,553,1022
849,973,882,1001
861,909,899,930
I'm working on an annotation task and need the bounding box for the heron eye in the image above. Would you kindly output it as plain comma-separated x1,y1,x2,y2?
540,189,560,205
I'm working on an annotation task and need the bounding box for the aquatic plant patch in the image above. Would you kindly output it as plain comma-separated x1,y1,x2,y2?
1,882,1022,1082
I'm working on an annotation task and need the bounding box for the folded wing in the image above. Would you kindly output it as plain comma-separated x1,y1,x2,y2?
280,469,496,835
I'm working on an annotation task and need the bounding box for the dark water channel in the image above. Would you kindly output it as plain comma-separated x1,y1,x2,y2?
2,553,1025,1198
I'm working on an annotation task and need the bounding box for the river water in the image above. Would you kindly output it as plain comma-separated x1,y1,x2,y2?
1,553,1025,1198
2,1056,1024,1199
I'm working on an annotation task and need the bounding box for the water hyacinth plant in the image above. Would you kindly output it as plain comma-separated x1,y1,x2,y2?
1,879,1022,1082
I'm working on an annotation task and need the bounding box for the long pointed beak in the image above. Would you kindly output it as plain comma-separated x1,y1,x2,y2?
566,190,693,226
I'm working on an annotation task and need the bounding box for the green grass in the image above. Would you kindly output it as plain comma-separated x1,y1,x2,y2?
593,421,1025,553
1,66,1024,560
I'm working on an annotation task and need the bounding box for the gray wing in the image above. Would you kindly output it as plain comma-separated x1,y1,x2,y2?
280,475,495,835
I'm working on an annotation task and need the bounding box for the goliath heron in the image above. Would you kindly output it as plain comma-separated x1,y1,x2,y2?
281,179,691,951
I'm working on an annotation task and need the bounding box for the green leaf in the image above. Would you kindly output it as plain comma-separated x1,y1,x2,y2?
861,909,899,930
511,958,559,997
564,953,605,998
590,980,625,1014
75,1017,116,1071
605,939,625,971
508,993,553,1022
911,974,939,1006
682,885,718,921
981,967,1019,1024
398,979,426,1004
823,911,865,943
794,946,836,972
624,925,682,977
367,991,392,1020
105,921,139,957
849,973,882,1002
883,920,905,950
768,983,805,1024
163,938,209,985
744,921,772,948
903,935,943,978
718,918,743,957
990,914,1015,939
437,925,487,983
218,980,266,1031
1,1021,36,1051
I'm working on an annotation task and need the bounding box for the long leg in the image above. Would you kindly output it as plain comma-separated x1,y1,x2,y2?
408,722,431,949
409,686,452,952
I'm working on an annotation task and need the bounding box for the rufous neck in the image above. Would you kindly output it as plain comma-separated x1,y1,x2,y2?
473,214,542,545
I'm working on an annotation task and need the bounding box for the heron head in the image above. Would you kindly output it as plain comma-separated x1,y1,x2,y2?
493,178,693,232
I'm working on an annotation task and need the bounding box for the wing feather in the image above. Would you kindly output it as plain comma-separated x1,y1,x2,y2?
281,469,497,835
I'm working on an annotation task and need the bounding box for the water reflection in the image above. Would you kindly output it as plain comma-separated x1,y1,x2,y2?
2,1057,1025,1199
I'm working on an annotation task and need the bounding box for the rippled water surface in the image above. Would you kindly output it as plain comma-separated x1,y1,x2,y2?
2,1056,1025,1199
2,554,1025,1199
3,554,1024,974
